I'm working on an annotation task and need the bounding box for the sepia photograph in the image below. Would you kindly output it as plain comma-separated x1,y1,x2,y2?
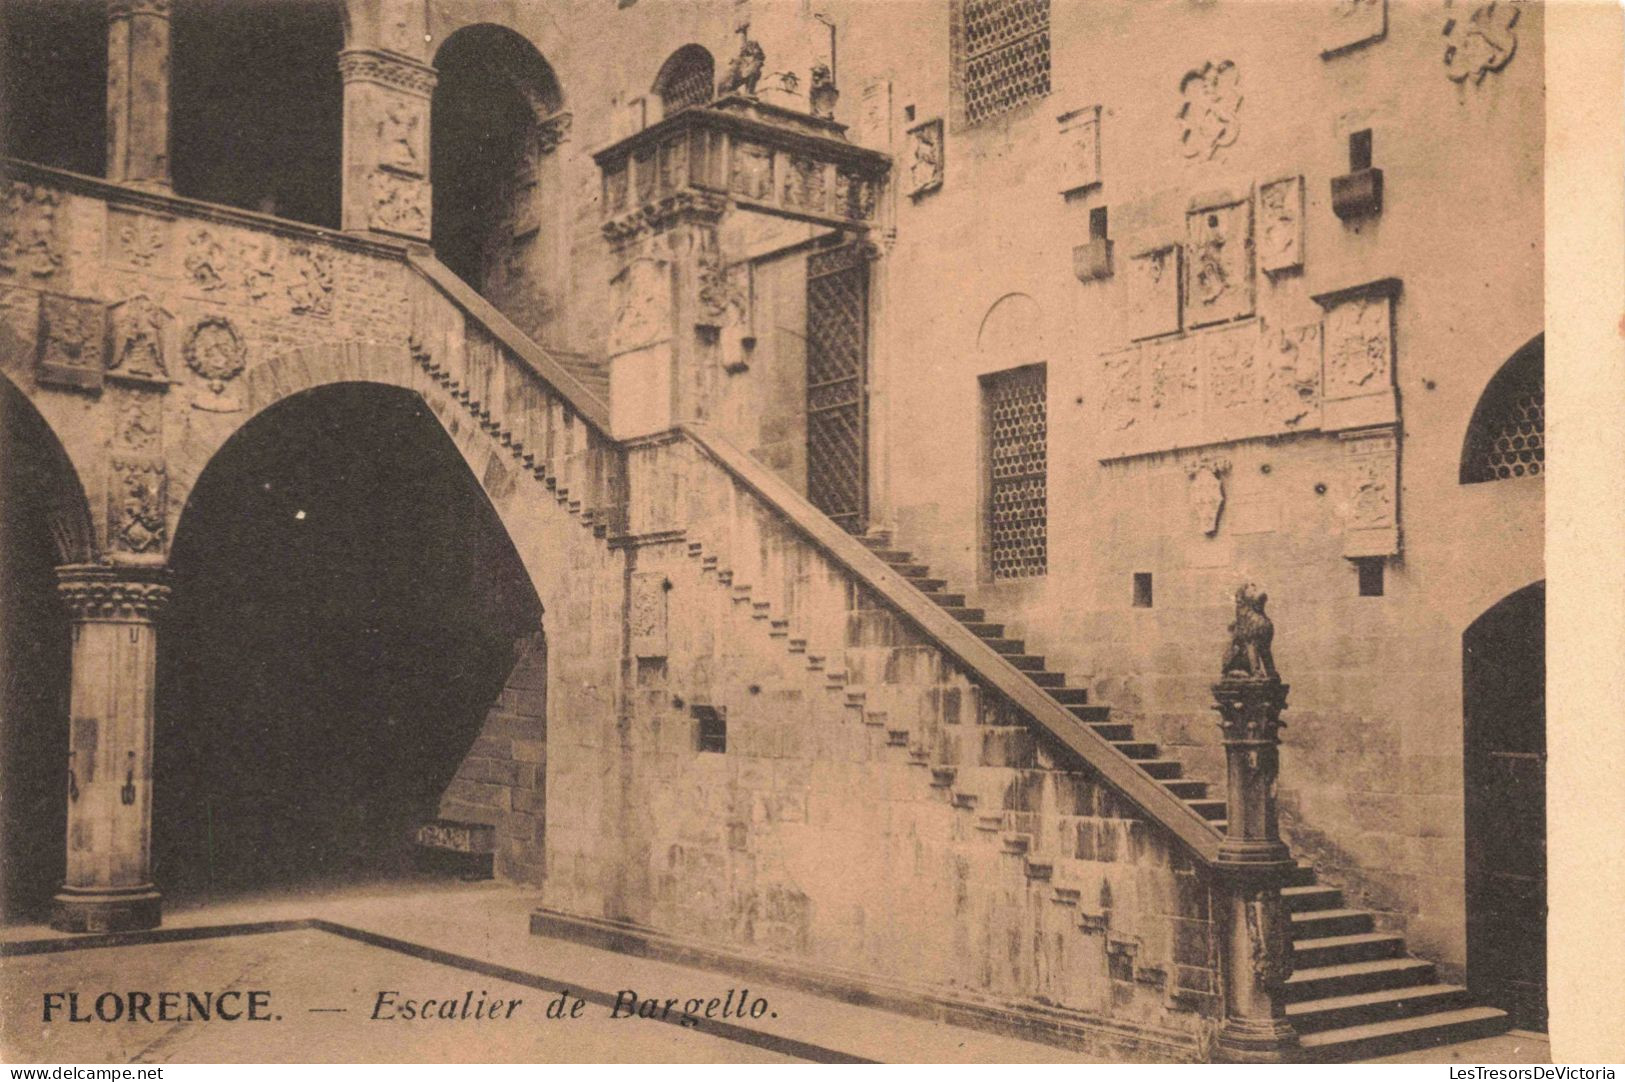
0,0,1618,1067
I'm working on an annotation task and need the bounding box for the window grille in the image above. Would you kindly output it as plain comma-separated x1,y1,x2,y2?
655,47,714,116
985,364,1047,578
959,0,1051,126
1462,346,1544,484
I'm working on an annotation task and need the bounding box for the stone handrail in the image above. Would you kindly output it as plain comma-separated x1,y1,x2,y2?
676,422,1226,866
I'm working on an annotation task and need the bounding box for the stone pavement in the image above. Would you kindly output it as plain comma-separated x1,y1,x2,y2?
0,879,1552,1064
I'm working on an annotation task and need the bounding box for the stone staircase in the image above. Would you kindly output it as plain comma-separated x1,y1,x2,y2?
855,531,1511,1062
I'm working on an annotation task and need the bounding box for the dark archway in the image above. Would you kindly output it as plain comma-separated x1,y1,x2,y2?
1461,334,1544,485
170,0,345,226
154,382,542,898
0,0,106,175
0,380,94,922
653,45,715,117
431,24,561,305
1463,580,1546,1031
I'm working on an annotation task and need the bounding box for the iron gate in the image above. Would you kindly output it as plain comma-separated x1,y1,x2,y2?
806,245,869,533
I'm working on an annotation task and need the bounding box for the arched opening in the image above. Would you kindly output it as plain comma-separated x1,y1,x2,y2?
0,380,93,922
154,383,543,899
1460,334,1544,485
653,45,715,117
1463,580,1546,1031
170,0,345,226
0,0,106,175
431,24,561,325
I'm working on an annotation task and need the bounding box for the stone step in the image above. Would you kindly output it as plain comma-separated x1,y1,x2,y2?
1162,779,1210,799
873,549,914,564
1005,654,1047,671
1283,885,1344,913
1068,704,1112,723
1027,671,1068,688
892,563,931,578
1186,798,1229,821
942,607,986,622
1286,984,1473,1034
1284,957,1438,1002
1291,908,1376,939
1138,759,1185,780
1090,722,1136,742
1296,1006,1510,1062
1111,740,1160,759
926,592,968,608
1284,861,1320,888
960,621,1006,638
1048,687,1090,705
1292,933,1408,969
886,729,910,747
982,637,1027,654
909,577,948,593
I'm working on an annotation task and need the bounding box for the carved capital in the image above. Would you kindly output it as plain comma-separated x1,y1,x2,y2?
56,564,171,623
1211,678,1290,745
602,189,730,247
337,49,438,97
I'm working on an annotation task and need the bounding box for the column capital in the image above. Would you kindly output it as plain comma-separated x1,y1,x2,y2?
337,48,439,98
107,0,171,20
55,564,172,623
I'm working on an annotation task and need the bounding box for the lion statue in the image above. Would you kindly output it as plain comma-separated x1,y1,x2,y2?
1221,582,1278,680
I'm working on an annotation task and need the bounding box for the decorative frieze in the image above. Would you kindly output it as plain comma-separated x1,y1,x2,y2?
729,141,774,200
1057,105,1102,195
107,208,170,271
1185,196,1254,327
2,183,64,280
1177,61,1241,162
106,295,174,387
36,294,106,391
1257,176,1304,276
905,118,944,198
1322,0,1386,58
107,457,168,555
183,227,230,294
287,244,335,317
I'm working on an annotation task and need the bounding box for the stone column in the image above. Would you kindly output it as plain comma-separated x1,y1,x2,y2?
1211,675,1298,1062
52,564,171,933
106,0,172,189
338,49,437,241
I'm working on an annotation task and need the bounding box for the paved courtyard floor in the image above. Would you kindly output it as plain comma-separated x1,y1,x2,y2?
0,878,1553,1065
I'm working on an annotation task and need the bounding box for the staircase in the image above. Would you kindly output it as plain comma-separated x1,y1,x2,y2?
855,531,1511,1062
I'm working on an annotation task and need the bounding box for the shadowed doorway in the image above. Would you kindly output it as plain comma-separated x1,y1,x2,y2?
154,383,541,899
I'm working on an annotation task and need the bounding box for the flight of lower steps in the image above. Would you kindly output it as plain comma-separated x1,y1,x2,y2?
856,531,1511,1061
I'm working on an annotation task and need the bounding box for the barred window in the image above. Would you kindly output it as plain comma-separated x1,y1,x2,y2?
955,0,1052,127
654,45,714,117
1461,339,1544,484
984,364,1047,579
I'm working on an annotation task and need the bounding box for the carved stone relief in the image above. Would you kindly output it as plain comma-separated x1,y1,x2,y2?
1057,105,1102,194
106,295,173,386
1187,460,1229,536
1321,292,1392,401
108,457,167,554
377,97,427,176
783,155,827,213
1259,320,1323,431
1146,335,1201,437
367,171,430,239
1177,61,1241,161
905,118,944,198
607,257,672,356
183,227,230,294
1100,346,1143,434
1125,246,1182,341
1,183,64,279
1258,176,1304,276
729,141,774,200
112,388,163,452
1442,0,1520,85
108,208,169,270
1185,198,1254,327
287,244,335,317
183,315,247,411
239,235,280,301
1323,0,1387,58
834,169,877,221
630,571,669,658
36,294,106,391
1340,426,1399,556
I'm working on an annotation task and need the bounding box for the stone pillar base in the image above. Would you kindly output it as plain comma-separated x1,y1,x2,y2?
1217,1015,1302,1063
51,884,161,933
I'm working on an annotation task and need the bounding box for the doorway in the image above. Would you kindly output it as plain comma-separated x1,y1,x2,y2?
1463,580,1547,1031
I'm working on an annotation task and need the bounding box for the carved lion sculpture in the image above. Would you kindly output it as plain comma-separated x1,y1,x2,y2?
1221,582,1278,680
718,34,766,98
